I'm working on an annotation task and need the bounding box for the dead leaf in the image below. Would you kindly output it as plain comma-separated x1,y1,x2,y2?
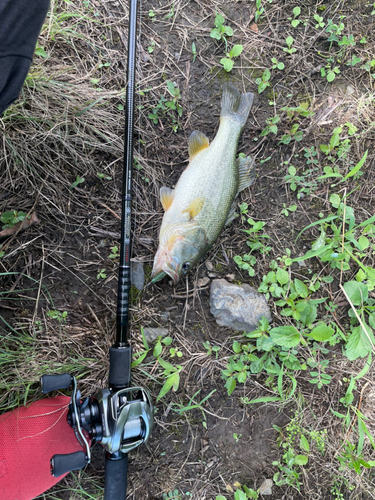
0,212,40,237
250,23,259,33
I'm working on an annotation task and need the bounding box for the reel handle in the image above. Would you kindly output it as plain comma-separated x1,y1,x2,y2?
51,451,87,477
40,374,72,393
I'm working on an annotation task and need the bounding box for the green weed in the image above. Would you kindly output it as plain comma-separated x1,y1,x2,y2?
220,45,243,72
210,13,233,52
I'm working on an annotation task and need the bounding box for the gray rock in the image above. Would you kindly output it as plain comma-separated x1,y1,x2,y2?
259,478,273,496
130,261,145,290
143,327,169,344
209,279,272,332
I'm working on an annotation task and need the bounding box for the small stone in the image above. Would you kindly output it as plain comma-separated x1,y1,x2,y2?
205,261,214,271
197,277,210,287
259,478,273,496
160,311,170,323
210,279,272,332
208,272,218,278
298,260,306,267
225,274,236,281
130,261,145,290
143,327,168,344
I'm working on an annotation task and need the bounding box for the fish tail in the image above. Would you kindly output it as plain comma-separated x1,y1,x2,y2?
220,83,254,129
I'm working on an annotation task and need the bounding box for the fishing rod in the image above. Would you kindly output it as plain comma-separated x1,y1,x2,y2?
40,0,154,497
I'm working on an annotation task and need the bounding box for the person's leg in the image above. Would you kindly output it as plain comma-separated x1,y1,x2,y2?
0,0,50,115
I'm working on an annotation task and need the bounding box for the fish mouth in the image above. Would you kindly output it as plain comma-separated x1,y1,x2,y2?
151,262,180,285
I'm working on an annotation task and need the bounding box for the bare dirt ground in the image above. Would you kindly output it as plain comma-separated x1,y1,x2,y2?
1,0,375,499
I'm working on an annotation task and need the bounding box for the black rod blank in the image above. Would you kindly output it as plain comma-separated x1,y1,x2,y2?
116,0,139,347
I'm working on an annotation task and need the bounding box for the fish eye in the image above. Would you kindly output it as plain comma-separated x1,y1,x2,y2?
182,262,191,273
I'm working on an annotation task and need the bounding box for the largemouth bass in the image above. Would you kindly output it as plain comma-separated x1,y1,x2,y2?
151,83,255,285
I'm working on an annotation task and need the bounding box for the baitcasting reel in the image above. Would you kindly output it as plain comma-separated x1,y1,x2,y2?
40,374,154,477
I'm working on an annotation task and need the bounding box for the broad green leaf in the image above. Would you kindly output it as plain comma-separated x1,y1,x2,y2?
233,340,241,353
270,325,300,348
157,372,178,400
329,193,341,208
153,342,162,357
311,226,326,250
344,150,368,179
294,455,308,465
220,58,234,72
173,371,180,391
226,377,236,395
243,485,259,498
157,357,175,371
294,278,308,298
230,44,243,58
215,14,225,28
300,435,310,452
256,335,275,352
35,46,48,58
358,235,370,250
297,301,317,326
330,130,341,149
293,6,301,16
343,281,368,306
234,490,247,500
285,35,294,46
276,267,289,286
210,28,221,40
166,80,176,96
345,326,374,361
223,26,233,36
307,323,334,341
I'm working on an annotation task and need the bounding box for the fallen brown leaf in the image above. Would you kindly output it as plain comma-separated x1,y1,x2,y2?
0,212,40,237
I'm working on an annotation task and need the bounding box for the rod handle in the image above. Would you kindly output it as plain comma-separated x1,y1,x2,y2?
104,453,128,500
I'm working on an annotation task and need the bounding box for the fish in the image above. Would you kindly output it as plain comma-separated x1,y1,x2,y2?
151,83,255,285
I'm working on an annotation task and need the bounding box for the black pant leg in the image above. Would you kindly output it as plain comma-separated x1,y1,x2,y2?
0,0,50,114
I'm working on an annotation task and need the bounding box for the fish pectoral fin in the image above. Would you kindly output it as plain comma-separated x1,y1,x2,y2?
237,155,256,193
182,197,205,219
225,201,237,226
160,186,175,211
188,131,210,159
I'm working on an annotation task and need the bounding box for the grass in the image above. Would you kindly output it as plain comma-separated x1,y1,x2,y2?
1,0,375,499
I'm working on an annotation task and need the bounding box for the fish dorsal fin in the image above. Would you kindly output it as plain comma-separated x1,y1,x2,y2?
188,131,209,159
182,197,205,219
160,186,175,211
237,155,256,193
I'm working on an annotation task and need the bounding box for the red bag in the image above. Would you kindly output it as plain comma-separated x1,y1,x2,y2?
0,396,86,500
